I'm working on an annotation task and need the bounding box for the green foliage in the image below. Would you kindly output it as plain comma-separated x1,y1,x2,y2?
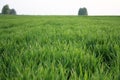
78,7,88,16
0,15,120,80
1,5,10,14
9,9,16,15
1,5,16,15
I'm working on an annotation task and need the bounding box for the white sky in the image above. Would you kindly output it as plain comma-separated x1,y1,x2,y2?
0,0,120,15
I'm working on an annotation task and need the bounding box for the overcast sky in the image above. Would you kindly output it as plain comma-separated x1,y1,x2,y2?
0,0,120,15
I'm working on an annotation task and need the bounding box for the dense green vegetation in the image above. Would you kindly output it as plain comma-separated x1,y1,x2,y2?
0,15,120,80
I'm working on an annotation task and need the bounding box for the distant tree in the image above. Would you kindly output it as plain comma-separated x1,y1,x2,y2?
78,7,88,16
2,4,10,14
1,4,17,15
10,9,16,15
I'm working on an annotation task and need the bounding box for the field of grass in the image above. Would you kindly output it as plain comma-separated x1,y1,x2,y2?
0,15,120,80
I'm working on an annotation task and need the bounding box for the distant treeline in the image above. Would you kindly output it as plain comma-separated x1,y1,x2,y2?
1,4,16,15
78,7,88,16
1,4,88,15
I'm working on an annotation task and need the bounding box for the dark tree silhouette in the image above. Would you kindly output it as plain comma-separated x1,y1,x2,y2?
2,4,10,14
78,7,88,15
1,4,17,15
10,9,16,15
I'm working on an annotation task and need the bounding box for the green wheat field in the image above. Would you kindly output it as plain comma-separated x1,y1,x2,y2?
0,15,120,80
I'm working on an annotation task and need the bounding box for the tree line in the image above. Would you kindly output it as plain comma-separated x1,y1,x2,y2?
1,4,88,15
1,4,16,15
78,7,88,16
